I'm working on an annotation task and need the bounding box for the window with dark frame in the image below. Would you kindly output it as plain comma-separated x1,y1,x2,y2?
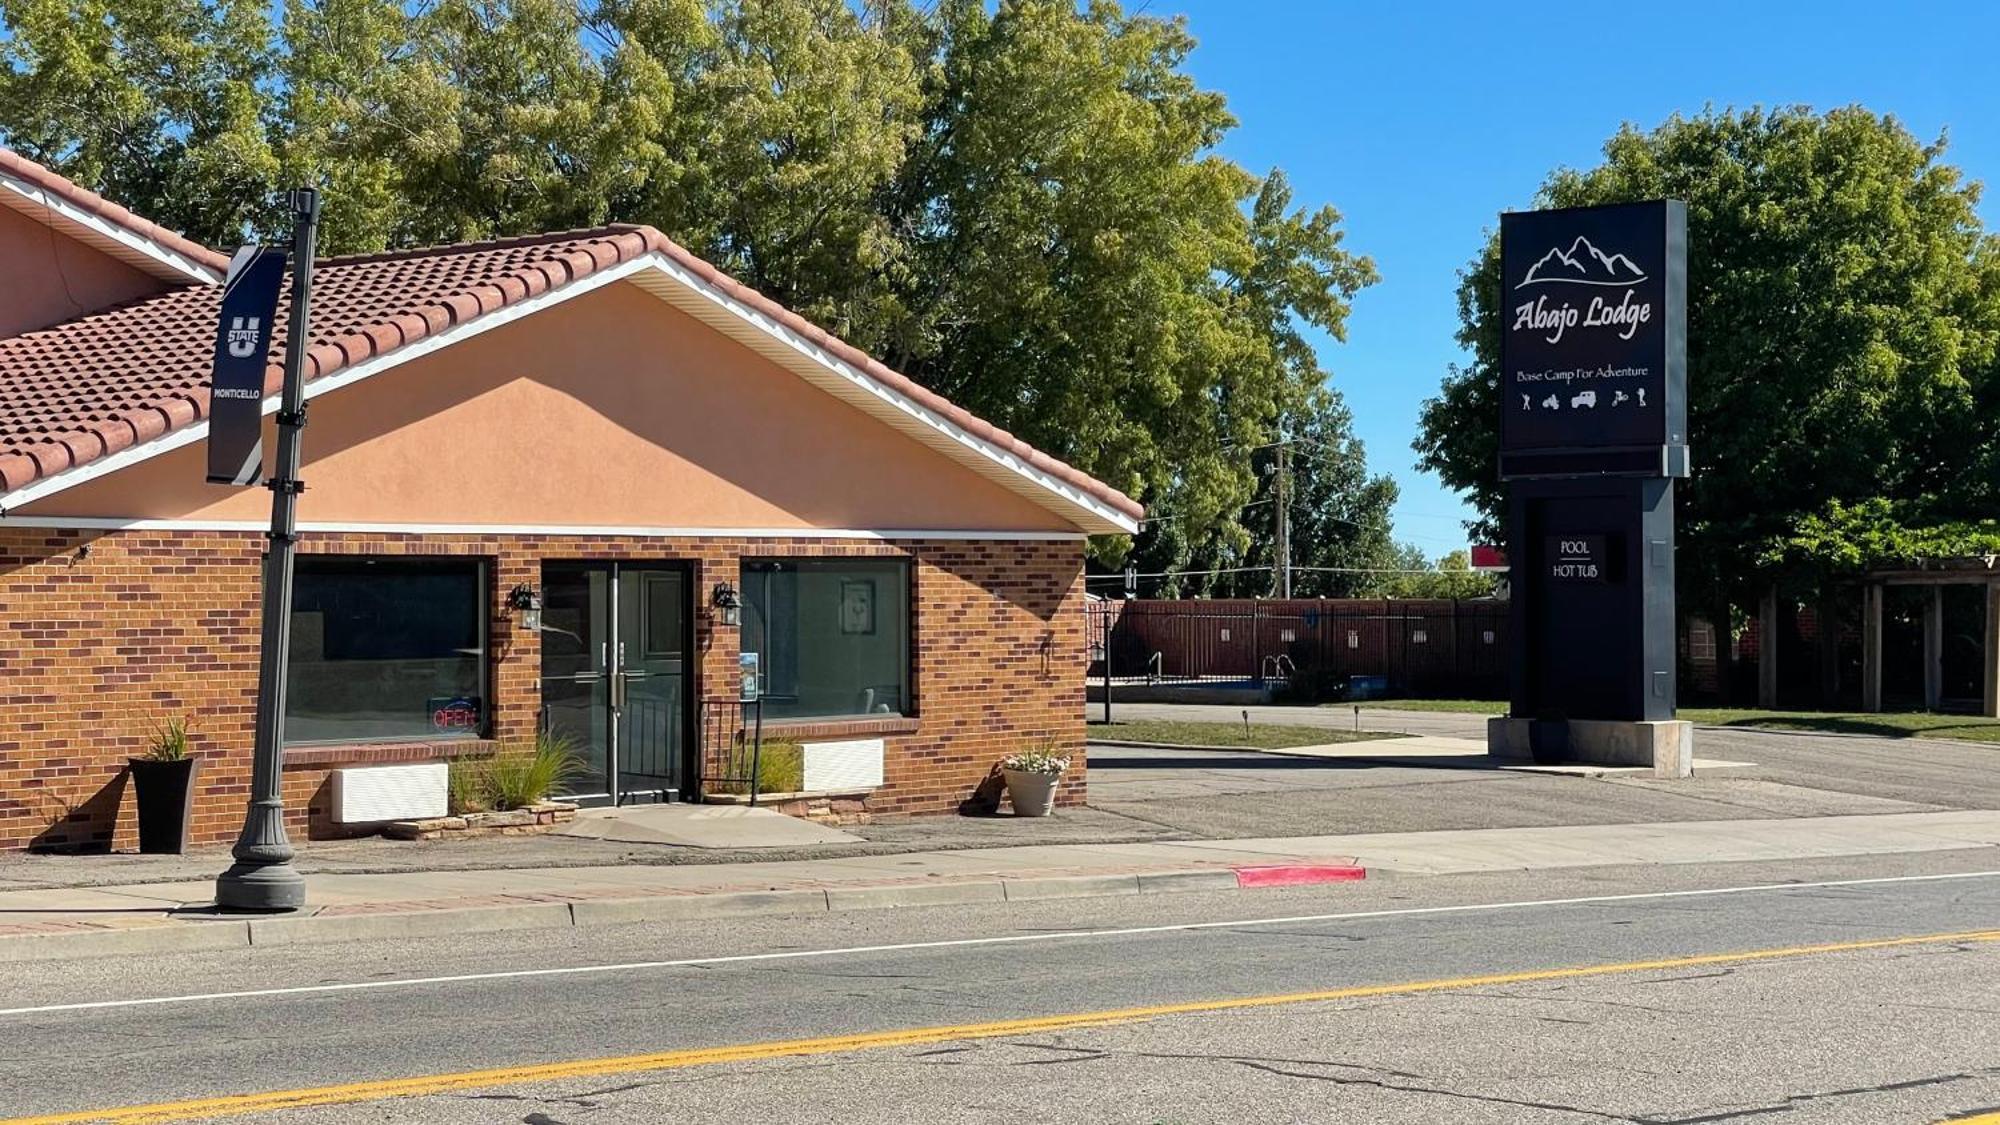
285,556,488,743
740,558,910,720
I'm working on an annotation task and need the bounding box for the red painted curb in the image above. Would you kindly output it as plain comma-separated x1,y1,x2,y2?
1233,864,1367,888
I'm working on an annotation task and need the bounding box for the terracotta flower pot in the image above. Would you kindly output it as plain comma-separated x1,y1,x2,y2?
1002,768,1061,817
129,757,201,854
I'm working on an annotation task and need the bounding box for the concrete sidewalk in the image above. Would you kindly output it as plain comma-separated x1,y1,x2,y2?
0,840,1365,961
7,808,2000,962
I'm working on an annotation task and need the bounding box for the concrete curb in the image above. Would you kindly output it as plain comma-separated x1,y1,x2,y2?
0,863,1365,962
1234,864,1369,888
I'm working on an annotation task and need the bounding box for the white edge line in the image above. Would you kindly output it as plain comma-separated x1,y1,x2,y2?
6,868,1997,1019
0,517,1084,541
1,253,1135,536
0,173,220,286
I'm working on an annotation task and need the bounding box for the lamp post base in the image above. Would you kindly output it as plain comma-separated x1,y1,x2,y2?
215,858,307,912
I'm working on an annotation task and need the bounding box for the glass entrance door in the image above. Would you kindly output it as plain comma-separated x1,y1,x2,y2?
539,562,690,804
616,567,686,799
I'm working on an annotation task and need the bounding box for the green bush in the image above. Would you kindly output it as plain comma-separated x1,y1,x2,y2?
447,758,491,814
449,734,582,813
711,739,803,796
484,733,583,810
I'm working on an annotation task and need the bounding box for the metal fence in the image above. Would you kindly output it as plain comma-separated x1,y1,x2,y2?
696,697,766,805
1089,597,1508,700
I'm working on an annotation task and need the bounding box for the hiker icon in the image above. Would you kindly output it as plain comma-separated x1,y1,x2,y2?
1521,393,1532,411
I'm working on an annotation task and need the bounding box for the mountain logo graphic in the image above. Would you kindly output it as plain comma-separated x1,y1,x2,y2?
1515,236,1648,289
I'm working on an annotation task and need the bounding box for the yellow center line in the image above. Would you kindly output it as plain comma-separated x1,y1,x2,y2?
1942,1115,2000,1124
11,927,2000,1125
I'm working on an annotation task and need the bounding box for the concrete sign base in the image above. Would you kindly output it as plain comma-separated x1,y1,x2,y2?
1488,716,1693,779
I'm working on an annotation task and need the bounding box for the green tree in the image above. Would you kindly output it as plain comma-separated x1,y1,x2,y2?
0,0,280,244
1361,547,1496,600
1148,393,1399,599
391,0,663,244
275,0,456,252
0,0,1383,573
1415,106,2000,637
622,0,922,337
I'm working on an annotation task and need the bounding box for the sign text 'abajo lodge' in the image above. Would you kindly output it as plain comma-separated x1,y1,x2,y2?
1498,201,1685,464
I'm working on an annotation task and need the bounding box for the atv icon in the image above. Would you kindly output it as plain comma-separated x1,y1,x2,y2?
1540,394,1560,411
1570,390,1597,409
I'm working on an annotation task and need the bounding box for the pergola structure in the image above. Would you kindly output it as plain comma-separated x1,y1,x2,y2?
1853,558,2000,717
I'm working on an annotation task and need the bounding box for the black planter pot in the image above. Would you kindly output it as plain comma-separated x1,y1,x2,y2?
129,757,202,855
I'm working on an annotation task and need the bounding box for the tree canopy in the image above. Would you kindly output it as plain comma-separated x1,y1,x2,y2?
0,0,1406,575
1415,106,2000,615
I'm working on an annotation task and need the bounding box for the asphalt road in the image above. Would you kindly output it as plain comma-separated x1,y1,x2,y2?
1086,703,2000,839
6,847,2000,1124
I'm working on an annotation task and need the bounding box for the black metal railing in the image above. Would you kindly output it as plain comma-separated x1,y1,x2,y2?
697,697,765,806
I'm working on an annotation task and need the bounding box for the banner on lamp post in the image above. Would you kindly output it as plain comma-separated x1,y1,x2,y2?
205,245,287,486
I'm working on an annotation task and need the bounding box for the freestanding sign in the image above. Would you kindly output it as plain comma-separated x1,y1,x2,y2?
205,245,286,486
1499,200,1686,479
1494,201,1691,769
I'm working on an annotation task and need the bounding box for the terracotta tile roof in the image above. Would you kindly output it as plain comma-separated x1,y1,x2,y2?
0,223,1143,524
0,148,231,277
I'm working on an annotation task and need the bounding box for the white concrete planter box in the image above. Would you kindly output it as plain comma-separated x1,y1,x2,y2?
802,738,884,791
330,763,449,823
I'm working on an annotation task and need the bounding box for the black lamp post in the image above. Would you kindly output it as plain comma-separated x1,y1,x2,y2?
214,188,319,912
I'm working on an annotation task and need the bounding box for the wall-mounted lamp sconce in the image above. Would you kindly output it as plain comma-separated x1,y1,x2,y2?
710,581,741,628
506,582,543,632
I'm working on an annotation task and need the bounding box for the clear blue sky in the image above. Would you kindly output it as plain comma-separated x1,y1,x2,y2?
1165,0,2000,556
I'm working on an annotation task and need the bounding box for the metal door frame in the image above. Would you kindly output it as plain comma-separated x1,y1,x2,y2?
539,560,695,806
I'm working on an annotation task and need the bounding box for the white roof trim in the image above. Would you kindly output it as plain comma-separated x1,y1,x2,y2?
0,515,1085,540
2,251,1138,535
0,257,650,511
0,170,221,286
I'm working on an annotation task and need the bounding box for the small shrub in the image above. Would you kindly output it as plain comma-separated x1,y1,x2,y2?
448,758,491,814
481,733,582,811
711,740,803,796
142,714,194,762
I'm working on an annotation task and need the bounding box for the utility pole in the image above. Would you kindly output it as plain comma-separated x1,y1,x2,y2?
1273,443,1292,599
215,188,319,912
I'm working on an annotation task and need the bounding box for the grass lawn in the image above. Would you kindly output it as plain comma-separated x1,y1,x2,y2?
1351,699,1508,715
1087,719,1400,750
1678,709,2000,744
1356,699,2000,744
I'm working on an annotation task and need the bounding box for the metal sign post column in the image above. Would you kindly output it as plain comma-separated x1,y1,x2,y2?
1491,199,1691,775
216,189,320,912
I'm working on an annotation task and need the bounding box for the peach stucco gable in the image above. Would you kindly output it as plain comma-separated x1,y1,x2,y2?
19,280,1083,533
0,203,170,338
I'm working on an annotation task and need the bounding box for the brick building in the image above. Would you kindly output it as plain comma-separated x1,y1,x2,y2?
0,149,1139,850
